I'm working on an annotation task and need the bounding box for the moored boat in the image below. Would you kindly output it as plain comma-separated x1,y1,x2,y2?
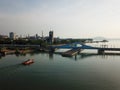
22,59,34,65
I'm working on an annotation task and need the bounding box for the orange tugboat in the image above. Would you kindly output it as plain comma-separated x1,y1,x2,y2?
22,59,34,65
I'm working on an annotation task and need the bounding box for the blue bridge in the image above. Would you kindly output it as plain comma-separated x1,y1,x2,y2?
51,42,120,55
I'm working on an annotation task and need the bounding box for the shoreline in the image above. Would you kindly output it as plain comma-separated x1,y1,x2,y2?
0,49,39,56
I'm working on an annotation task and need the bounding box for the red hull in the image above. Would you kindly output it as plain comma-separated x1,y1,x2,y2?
22,59,34,65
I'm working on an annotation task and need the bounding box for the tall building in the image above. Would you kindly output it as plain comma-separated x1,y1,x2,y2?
9,32,16,40
49,31,54,44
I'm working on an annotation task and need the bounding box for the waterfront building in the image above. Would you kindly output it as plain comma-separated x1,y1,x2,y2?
29,36,36,40
0,35,8,39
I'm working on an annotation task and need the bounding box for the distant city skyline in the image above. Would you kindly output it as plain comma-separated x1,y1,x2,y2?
0,0,120,38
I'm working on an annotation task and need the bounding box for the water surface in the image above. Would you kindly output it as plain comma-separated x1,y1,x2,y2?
0,40,120,90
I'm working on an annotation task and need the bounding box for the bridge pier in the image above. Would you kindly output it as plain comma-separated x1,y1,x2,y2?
49,47,56,53
78,49,82,54
98,49,105,54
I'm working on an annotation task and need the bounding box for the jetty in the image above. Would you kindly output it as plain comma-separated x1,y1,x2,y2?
62,48,81,57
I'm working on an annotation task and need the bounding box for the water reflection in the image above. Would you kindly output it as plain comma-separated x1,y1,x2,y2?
75,55,77,60
15,53,26,57
0,64,25,78
0,49,120,90
0,64,24,71
79,53,98,59
60,52,120,61
29,51,41,56
77,52,120,59
15,51,42,57
49,52,54,59
0,56,2,59
0,54,6,59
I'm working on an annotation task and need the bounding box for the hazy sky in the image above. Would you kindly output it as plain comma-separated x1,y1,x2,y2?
0,0,120,38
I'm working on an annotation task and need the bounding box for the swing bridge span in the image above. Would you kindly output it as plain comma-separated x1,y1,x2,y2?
50,42,120,57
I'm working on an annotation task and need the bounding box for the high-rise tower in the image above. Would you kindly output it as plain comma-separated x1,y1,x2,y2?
9,32,16,40
49,31,54,44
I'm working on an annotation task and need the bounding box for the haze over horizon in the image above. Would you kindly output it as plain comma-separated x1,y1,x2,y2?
0,0,120,38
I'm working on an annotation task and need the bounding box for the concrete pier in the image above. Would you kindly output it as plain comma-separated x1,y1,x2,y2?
62,48,81,57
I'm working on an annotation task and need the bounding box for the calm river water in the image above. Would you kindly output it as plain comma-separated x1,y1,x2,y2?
1,40,120,90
